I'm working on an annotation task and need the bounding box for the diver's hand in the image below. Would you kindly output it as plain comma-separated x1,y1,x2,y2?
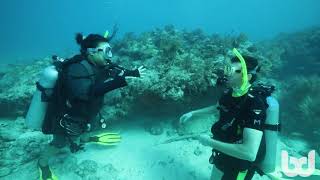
137,66,147,78
179,112,193,124
70,143,84,153
124,66,147,79
195,134,213,147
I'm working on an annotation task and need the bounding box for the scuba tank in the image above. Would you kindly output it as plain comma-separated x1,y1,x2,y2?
25,65,59,130
258,96,280,173
25,55,105,131
25,56,72,130
248,84,280,174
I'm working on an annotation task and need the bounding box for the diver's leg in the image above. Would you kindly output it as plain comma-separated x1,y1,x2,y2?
244,168,255,180
38,144,60,167
80,115,103,143
38,134,67,179
38,145,58,180
219,168,254,180
80,131,93,143
210,165,223,180
220,168,239,180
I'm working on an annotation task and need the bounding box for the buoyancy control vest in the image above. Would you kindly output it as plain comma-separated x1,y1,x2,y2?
25,55,95,134
211,84,280,174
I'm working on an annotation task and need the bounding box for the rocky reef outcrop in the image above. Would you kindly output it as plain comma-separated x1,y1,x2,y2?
0,25,274,121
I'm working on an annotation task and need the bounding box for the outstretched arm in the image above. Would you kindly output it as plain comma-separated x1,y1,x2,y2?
192,105,216,117
179,105,217,124
92,76,127,96
92,64,146,96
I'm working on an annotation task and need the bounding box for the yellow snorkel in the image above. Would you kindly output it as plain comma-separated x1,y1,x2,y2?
104,30,109,38
232,48,251,97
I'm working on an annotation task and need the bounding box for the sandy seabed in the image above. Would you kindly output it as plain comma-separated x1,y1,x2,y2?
3,118,315,180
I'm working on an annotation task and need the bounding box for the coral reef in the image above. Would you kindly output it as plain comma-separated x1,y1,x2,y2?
258,26,320,78
0,59,51,117
0,117,51,177
0,26,278,122
108,25,269,117
280,75,320,142
258,27,320,146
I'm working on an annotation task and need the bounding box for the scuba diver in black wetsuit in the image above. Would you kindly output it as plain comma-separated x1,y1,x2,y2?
179,49,280,180
25,28,147,180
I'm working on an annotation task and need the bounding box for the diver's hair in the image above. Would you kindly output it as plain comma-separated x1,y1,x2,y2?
231,55,261,83
75,33,109,54
76,33,84,45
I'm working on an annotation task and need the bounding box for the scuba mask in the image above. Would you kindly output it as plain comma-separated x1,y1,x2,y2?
223,63,242,77
87,30,113,59
87,42,113,59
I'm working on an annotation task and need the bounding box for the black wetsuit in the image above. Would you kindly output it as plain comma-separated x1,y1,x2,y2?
65,60,123,123
211,88,267,180
44,55,139,148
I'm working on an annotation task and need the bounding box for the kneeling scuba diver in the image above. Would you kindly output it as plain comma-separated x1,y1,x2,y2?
25,28,146,180
180,48,280,180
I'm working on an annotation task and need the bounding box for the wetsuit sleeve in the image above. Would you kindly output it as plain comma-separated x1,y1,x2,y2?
92,76,127,96
244,97,267,131
65,63,93,101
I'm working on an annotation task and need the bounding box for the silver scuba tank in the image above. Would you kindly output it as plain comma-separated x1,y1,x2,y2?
258,96,280,173
25,57,63,130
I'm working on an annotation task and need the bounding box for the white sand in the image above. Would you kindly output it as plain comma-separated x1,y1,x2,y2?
60,120,213,180
2,118,290,180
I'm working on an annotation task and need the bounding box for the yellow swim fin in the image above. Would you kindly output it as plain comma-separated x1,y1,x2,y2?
39,166,58,180
89,132,121,145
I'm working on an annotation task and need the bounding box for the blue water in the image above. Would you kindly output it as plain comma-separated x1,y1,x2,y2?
0,0,320,63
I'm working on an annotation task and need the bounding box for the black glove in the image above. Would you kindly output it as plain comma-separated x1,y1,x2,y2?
70,142,84,153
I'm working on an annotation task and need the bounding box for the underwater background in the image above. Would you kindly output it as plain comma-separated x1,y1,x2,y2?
1,0,320,62
0,0,320,180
